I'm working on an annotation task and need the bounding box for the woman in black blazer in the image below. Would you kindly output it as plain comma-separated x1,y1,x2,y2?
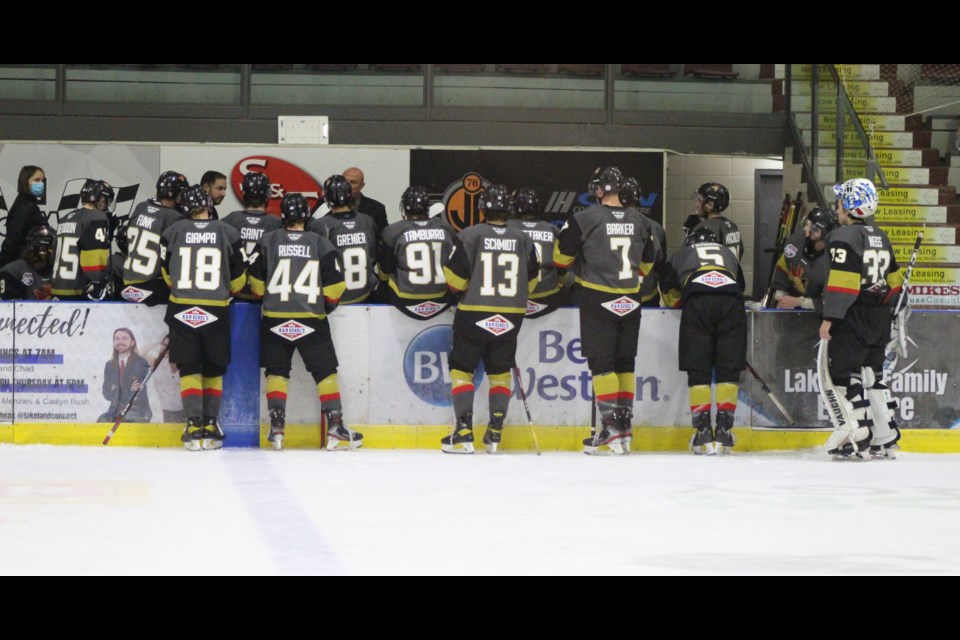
0,165,47,267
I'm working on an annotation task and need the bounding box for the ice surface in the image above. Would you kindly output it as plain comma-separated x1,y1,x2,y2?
2,445,959,575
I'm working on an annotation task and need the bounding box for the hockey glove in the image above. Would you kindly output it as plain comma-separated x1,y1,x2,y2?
84,279,113,301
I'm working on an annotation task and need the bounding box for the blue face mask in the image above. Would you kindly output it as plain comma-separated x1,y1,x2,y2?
30,182,45,198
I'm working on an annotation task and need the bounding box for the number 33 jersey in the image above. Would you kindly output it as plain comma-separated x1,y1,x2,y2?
823,223,903,321
161,219,247,307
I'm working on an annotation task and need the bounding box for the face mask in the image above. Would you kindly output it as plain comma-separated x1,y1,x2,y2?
30,182,45,198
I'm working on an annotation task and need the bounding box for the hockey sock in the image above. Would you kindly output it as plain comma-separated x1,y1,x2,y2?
689,384,712,415
318,374,342,413
716,383,738,414
451,369,475,419
594,372,620,415
617,372,635,409
180,374,203,419
202,376,223,418
266,375,288,413
488,372,511,421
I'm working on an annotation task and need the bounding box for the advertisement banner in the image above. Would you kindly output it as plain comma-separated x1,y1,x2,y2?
0,142,159,235
750,311,960,429
410,150,665,230
0,301,174,424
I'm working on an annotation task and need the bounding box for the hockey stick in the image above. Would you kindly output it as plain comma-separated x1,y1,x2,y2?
512,366,541,456
892,232,923,320
884,231,924,372
102,343,171,446
745,361,796,426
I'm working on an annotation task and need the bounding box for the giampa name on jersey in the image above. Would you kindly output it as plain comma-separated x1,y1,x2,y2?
185,232,218,244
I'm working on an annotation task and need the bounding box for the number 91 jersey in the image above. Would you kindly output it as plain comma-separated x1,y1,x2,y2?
823,223,902,321
308,212,378,304
379,218,455,300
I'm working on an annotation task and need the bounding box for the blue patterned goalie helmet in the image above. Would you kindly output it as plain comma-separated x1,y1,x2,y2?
833,178,878,218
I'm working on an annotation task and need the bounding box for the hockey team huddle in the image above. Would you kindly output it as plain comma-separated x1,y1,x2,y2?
0,168,905,460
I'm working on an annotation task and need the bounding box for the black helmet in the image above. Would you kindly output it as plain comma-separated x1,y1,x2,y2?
280,193,311,225
806,207,839,234
177,184,212,217
26,224,55,254
80,179,107,205
620,177,641,208
156,171,189,201
324,174,353,207
478,184,511,213
511,188,540,217
242,172,271,204
400,186,431,219
114,219,130,255
686,226,720,246
588,166,624,195
697,182,730,213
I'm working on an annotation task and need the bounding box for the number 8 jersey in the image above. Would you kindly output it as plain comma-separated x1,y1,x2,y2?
823,223,903,321
308,212,378,304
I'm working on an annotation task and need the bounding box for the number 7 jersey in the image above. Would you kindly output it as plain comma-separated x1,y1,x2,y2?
823,223,903,321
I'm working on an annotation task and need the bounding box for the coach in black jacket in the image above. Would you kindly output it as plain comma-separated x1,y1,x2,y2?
344,166,388,233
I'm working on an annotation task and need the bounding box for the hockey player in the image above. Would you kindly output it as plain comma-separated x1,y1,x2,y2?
772,207,838,312
161,185,246,451
122,171,189,305
555,167,658,455
819,178,904,459
376,185,456,320
108,219,129,302
51,179,111,300
248,193,356,451
222,171,282,301
686,182,743,261
620,177,666,307
441,184,539,454
660,227,746,455
0,224,55,300
507,187,568,318
308,175,379,304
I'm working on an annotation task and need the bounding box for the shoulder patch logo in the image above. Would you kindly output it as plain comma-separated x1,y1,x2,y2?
343,221,356,230
287,233,302,241
21,272,34,287
784,244,798,259
173,307,217,328
246,217,262,225
476,315,515,336
270,320,315,342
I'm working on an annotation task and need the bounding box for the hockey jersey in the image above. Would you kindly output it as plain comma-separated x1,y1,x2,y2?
507,218,561,298
248,229,345,320
554,204,657,296
161,219,246,307
122,199,184,304
221,209,282,300
692,216,744,261
0,259,50,300
378,217,456,300
639,218,667,304
823,222,902,321
771,228,830,313
444,222,539,314
308,212,378,304
51,207,110,298
659,242,745,308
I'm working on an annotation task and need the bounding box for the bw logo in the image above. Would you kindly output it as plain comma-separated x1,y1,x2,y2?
442,172,490,231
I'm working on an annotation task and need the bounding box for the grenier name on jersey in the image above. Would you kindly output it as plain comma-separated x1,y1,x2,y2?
336,232,369,247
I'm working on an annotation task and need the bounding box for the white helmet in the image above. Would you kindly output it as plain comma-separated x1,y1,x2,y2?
833,178,878,218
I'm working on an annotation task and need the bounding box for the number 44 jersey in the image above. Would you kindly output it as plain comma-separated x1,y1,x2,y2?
823,223,903,321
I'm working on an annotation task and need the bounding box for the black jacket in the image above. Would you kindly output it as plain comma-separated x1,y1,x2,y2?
0,193,46,267
356,195,388,234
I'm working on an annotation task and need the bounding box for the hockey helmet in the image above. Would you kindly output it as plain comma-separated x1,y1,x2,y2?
511,188,541,217
478,184,511,213
114,219,130,255
588,166,624,195
805,207,839,235
242,172,272,204
833,178,878,218
280,193,312,225
26,224,55,254
324,175,353,208
697,183,730,214
156,171,189,201
400,186,432,219
686,226,720,246
177,184,212,217
620,177,641,208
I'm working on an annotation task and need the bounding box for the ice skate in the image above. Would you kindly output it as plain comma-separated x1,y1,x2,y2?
325,410,363,451
442,413,474,454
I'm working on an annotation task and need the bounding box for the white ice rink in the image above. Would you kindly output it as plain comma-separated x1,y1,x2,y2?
2,445,959,575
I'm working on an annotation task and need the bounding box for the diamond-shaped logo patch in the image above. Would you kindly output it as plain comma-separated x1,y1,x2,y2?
693,271,736,288
476,315,515,336
409,301,445,318
526,299,547,315
120,286,152,303
173,306,217,328
270,320,315,342
601,296,639,316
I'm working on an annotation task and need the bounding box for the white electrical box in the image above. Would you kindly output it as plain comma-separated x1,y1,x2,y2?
278,116,329,145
